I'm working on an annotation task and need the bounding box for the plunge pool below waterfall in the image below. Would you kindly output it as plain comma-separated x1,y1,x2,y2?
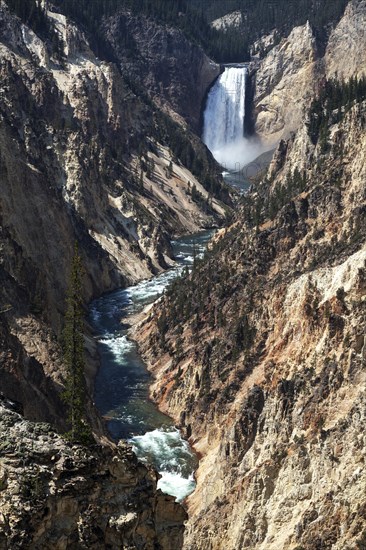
90,230,214,502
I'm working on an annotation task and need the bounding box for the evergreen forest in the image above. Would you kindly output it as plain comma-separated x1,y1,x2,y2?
6,0,350,63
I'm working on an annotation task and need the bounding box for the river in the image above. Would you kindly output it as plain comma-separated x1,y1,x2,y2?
90,230,214,502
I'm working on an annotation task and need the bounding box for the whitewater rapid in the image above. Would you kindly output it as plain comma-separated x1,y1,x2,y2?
131,428,196,502
91,231,214,502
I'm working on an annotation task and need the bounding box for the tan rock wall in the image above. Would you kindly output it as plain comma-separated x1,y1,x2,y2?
253,0,366,144
134,100,366,549
0,403,187,549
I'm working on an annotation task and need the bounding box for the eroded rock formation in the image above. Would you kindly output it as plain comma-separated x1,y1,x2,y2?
104,10,221,133
0,399,186,549
253,0,366,144
134,92,366,548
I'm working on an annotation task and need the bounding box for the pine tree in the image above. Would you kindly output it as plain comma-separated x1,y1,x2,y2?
62,243,92,445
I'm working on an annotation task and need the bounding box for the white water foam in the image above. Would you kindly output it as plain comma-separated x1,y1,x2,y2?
158,471,196,503
123,266,189,312
98,334,135,361
92,233,216,500
130,427,196,502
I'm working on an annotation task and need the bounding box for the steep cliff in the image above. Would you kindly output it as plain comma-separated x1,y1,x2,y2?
253,21,318,145
103,10,221,133
325,0,366,80
252,0,366,144
134,90,366,548
0,0,230,425
0,1,228,316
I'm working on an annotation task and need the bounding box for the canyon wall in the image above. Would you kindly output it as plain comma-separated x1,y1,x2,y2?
0,1,229,427
0,2,227,321
135,91,366,549
104,10,221,133
0,398,186,549
253,0,366,144
253,21,318,145
325,0,366,80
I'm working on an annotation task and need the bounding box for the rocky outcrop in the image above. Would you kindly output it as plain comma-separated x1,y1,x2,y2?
0,313,66,429
0,400,187,549
134,93,366,548
253,21,318,144
211,11,243,31
325,0,366,80
0,1,230,423
253,0,366,144
104,10,221,133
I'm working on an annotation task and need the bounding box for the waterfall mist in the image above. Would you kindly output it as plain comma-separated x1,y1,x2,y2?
203,67,264,170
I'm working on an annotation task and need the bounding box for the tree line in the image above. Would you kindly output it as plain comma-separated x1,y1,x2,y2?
187,0,349,42
308,76,366,150
6,0,350,64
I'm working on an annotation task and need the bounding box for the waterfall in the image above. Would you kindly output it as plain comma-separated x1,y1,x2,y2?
203,66,249,170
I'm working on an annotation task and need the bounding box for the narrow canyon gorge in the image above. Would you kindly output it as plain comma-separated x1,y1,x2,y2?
0,0,365,549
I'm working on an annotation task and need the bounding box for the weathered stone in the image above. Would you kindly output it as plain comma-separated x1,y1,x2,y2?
0,404,186,549
134,92,366,550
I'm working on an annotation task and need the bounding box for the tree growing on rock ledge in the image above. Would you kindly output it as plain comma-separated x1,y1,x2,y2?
62,243,92,445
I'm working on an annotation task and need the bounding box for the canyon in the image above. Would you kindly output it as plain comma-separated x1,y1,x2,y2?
0,0,229,428
0,0,228,544
134,2,366,549
136,95,366,548
0,0,365,548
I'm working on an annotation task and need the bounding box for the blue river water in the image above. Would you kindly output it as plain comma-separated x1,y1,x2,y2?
90,230,214,501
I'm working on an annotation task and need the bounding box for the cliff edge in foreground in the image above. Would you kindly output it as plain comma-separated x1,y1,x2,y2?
0,398,186,549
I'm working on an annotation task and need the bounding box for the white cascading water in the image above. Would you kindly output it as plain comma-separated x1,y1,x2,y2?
203,66,254,170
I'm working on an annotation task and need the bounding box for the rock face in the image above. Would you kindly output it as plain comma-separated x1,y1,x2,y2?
253,21,318,144
0,313,67,429
0,2,226,317
0,1,230,424
134,91,366,548
211,11,243,31
253,0,366,144
325,0,366,80
104,10,221,133
0,400,187,549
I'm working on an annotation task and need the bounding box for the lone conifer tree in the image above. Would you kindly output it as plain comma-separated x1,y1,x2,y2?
62,243,92,444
